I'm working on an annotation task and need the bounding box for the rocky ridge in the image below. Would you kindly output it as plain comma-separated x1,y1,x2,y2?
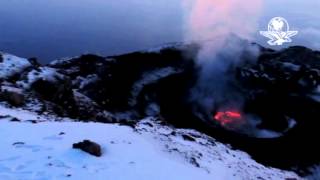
0,43,320,176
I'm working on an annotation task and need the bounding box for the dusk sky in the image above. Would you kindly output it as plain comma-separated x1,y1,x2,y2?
0,0,319,62
1,1,320,179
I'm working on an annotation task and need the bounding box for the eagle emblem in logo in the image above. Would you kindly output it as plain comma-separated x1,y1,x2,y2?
260,17,298,46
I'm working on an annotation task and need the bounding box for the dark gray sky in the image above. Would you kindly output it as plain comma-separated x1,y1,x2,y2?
0,0,319,63
0,0,184,63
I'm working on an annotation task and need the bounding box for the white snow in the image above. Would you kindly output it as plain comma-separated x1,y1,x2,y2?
308,166,320,180
0,105,42,121
315,85,320,93
0,104,72,122
136,119,301,180
17,67,64,89
0,105,302,180
74,74,99,89
49,56,78,66
1,86,24,95
129,67,181,106
281,62,300,72
0,121,215,180
308,85,320,102
310,94,320,102
0,53,31,80
256,130,282,138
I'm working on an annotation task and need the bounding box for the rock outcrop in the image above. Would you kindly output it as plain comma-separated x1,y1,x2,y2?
0,44,320,174
73,140,102,157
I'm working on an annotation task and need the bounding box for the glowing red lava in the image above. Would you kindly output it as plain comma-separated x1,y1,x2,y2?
214,111,243,126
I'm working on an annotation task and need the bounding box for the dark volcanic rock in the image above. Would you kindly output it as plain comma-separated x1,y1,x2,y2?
217,46,320,173
29,71,79,118
238,46,320,133
49,54,108,78
83,47,196,112
0,86,25,106
182,134,196,142
48,45,198,119
1,43,320,174
73,140,102,157
239,46,320,92
2,45,199,121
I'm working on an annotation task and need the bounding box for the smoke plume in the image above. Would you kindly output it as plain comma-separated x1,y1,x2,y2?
184,0,263,125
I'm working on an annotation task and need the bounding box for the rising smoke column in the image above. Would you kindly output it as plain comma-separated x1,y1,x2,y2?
185,0,262,46
184,0,263,126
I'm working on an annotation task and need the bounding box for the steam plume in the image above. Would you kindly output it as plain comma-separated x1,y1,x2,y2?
185,0,262,45
184,0,263,125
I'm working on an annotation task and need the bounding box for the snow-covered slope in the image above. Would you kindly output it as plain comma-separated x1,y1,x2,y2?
0,105,301,180
0,53,31,80
1,45,319,179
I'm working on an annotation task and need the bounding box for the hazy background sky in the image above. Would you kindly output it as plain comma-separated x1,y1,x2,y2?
0,0,319,63
257,0,320,49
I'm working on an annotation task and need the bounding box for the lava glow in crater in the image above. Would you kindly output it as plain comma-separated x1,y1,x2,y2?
214,111,244,126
